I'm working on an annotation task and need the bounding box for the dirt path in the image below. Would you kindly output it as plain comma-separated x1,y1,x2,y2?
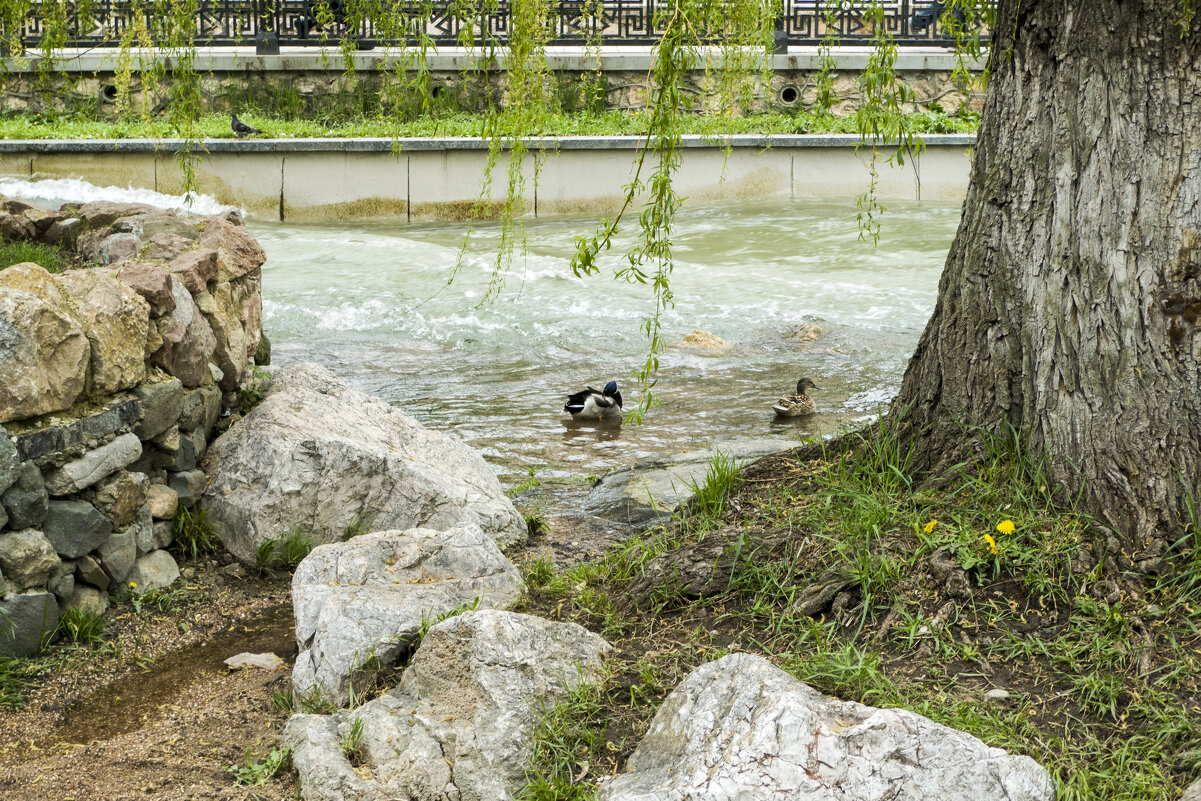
0,564,299,801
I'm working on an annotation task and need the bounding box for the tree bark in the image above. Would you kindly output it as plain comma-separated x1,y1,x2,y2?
890,0,1201,556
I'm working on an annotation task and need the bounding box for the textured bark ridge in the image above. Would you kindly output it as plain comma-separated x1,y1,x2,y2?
891,0,1201,552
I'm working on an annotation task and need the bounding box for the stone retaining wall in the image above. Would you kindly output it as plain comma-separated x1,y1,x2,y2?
0,198,265,657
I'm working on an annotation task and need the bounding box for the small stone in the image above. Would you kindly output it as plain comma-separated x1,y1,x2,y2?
117,261,176,316
76,554,110,591
152,426,181,453
125,549,179,591
134,378,185,440
63,583,109,617
152,519,174,550
224,652,284,671
984,688,1011,702
89,470,149,529
168,469,207,502
167,248,218,294
98,232,141,265
44,433,143,496
97,526,137,584
147,484,179,520
2,462,49,529
133,506,155,555
0,529,61,590
221,561,248,579
48,561,75,601
178,385,221,433
42,499,114,559
44,217,81,249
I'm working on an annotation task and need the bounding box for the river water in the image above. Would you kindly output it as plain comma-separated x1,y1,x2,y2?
0,177,960,487
249,199,961,485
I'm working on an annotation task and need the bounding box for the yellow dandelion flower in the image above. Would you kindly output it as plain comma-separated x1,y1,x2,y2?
128,581,138,589
922,520,938,535
983,533,999,555
996,519,1016,535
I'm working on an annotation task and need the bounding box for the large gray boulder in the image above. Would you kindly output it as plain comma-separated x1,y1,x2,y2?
0,529,60,590
285,610,611,801
598,653,1054,801
291,522,523,707
203,363,527,565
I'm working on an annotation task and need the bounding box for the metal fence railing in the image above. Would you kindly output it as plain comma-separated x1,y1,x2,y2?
9,0,987,50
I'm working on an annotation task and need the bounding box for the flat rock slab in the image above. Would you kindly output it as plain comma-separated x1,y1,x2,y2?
291,522,523,707
583,440,794,528
285,610,610,801
225,652,285,671
598,653,1054,801
203,362,527,565
44,432,143,495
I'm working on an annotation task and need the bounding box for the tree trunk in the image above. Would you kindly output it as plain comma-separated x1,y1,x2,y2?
890,0,1201,558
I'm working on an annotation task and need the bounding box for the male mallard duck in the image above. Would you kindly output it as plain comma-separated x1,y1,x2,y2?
772,377,820,417
564,380,623,423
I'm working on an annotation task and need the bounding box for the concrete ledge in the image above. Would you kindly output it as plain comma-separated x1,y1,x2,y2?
0,135,974,221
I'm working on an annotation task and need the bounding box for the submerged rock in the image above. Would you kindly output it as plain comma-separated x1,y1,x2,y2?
203,363,527,565
583,440,791,528
291,522,522,707
598,653,1054,801
285,610,610,801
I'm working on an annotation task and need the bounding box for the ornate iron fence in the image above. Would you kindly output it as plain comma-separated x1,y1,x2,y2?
9,0,986,50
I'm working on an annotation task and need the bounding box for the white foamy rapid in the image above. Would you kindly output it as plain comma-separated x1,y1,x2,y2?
0,177,238,217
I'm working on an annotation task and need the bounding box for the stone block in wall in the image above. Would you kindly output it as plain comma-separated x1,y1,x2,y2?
168,249,218,294
133,506,155,555
197,276,262,392
147,484,178,521
89,470,149,529
133,378,185,439
98,526,136,584
55,269,151,396
63,583,108,617
75,554,109,591
0,427,18,495
0,592,59,658
44,433,143,496
48,559,74,601
42,499,113,558
152,520,174,550
97,232,140,266
0,271,89,423
198,217,265,283
126,549,179,592
167,429,206,472
22,206,60,232
152,276,218,388
75,201,158,229
168,469,207,503
2,463,49,529
152,426,180,454
0,528,61,590
178,385,221,434
118,261,176,316
11,394,140,462
144,232,194,262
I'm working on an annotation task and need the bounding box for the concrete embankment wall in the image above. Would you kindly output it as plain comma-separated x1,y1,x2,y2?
0,134,974,222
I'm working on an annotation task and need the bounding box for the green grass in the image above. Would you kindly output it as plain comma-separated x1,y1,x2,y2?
512,423,1201,800
56,608,106,645
0,240,66,273
228,746,291,786
255,526,317,572
340,717,366,765
0,109,978,141
172,505,219,560
0,657,36,709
